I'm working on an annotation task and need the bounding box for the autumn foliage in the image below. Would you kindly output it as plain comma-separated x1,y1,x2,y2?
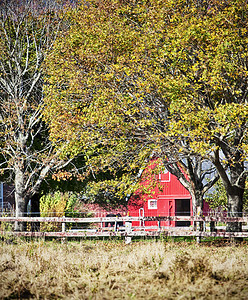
43,0,247,225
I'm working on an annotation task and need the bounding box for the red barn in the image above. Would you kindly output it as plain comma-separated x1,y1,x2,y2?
128,168,193,227
128,165,210,228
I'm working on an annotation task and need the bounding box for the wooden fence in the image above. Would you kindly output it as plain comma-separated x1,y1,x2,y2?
1,216,248,242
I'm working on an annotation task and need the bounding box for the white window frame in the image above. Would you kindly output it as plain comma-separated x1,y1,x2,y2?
159,171,171,182
148,199,157,209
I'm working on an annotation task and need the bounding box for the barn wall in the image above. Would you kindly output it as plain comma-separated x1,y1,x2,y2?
128,168,194,227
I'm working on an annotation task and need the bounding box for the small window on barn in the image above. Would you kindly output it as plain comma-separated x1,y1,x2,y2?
148,199,157,209
159,170,170,182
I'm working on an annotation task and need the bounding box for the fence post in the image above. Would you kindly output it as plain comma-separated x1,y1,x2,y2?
125,221,132,244
139,208,144,227
158,220,161,231
61,221,66,244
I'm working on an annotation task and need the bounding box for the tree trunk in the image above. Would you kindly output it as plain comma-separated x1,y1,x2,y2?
14,169,28,231
192,191,204,225
226,165,244,233
196,205,204,230
191,190,204,243
213,152,245,234
14,194,29,231
226,190,243,232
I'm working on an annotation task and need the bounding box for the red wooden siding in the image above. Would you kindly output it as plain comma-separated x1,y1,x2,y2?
128,168,194,227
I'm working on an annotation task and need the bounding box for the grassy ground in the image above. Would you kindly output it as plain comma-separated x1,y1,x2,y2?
1,238,248,299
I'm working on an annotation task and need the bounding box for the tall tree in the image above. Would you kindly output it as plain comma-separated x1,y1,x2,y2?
0,0,78,230
162,0,248,231
43,0,220,216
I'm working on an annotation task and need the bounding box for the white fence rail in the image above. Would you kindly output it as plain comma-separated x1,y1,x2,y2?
0,216,248,239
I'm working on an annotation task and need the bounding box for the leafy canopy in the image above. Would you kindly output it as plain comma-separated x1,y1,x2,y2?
44,0,248,204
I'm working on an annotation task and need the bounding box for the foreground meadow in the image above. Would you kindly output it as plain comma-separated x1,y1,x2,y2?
1,239,248,299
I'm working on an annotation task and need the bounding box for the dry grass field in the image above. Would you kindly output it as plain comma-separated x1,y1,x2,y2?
1,238,248,299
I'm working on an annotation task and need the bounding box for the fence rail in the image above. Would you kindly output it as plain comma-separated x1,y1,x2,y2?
1,216,248,240
1,215,248,222
6,230,248,238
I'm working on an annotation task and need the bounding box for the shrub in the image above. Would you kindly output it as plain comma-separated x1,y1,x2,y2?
40,192,78,231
